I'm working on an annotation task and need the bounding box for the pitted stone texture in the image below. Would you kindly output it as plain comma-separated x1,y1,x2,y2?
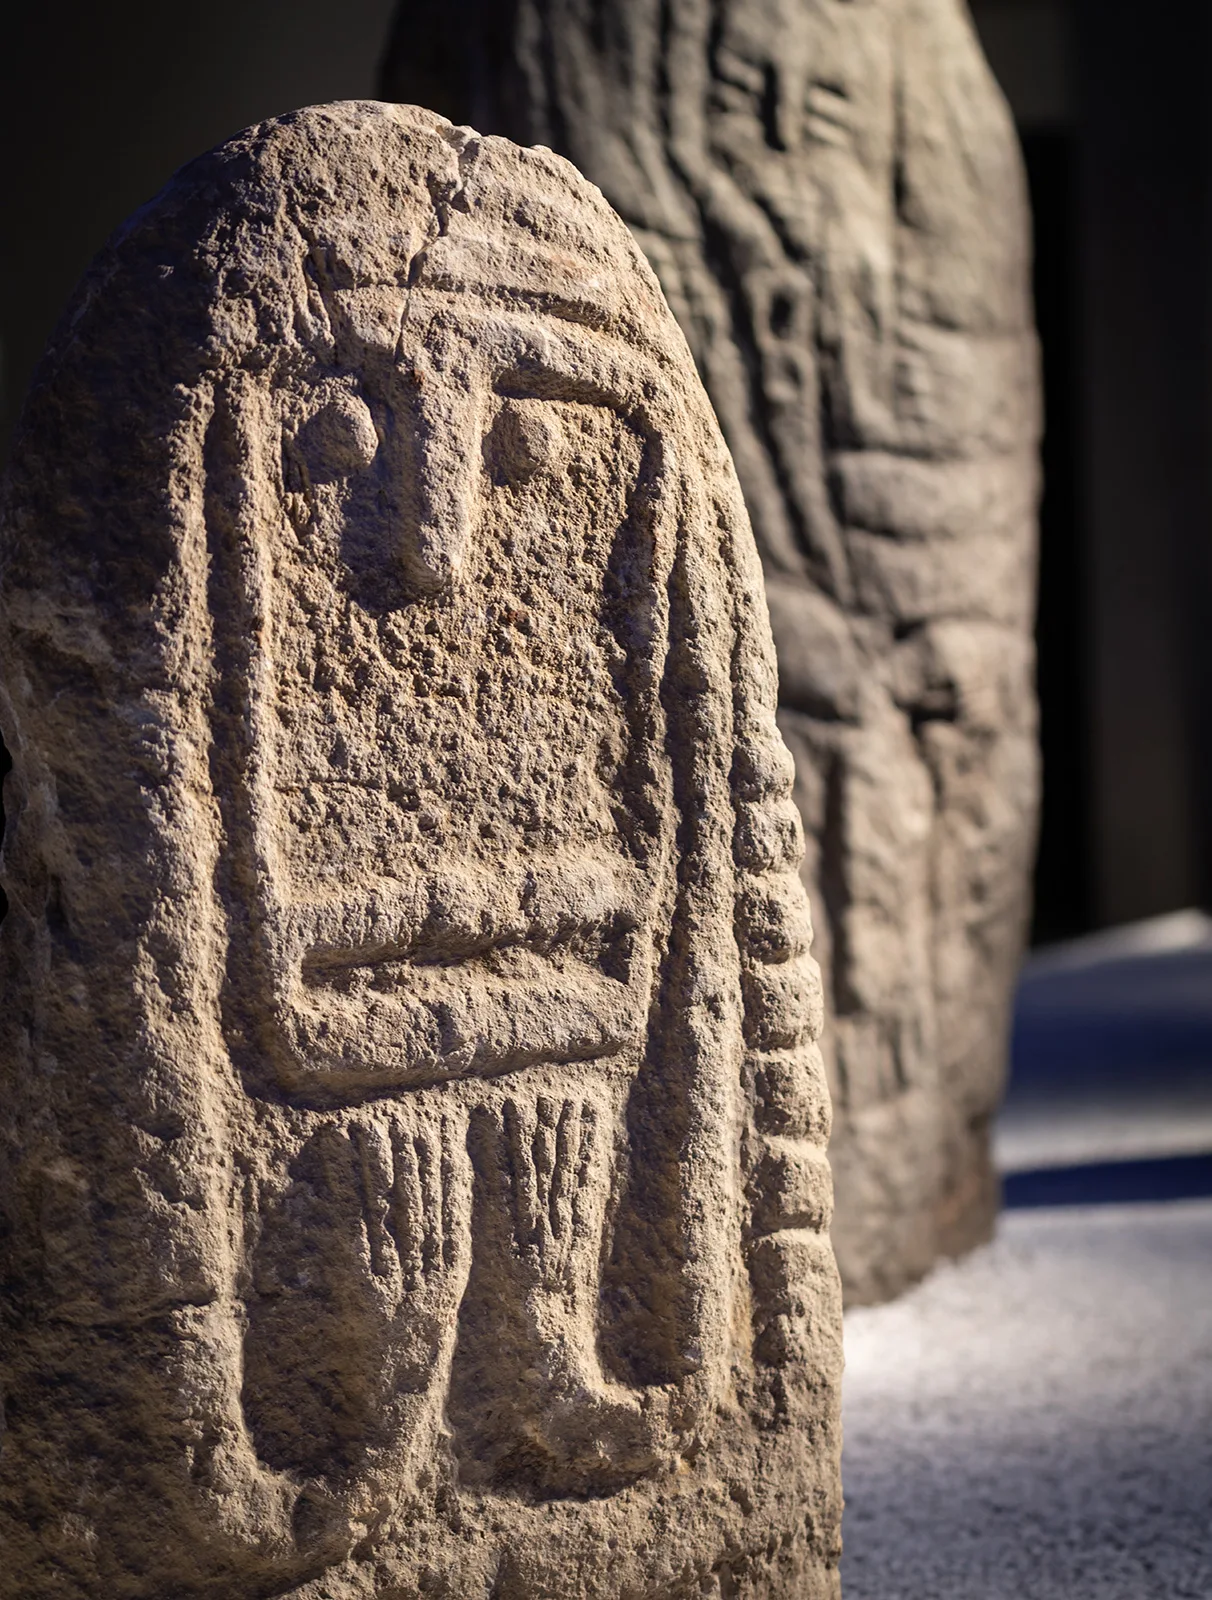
0,103,841,1599
383,0,1042,1304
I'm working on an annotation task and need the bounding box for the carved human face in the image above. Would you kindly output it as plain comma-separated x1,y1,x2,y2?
707,0,896,253
219,285,669,1105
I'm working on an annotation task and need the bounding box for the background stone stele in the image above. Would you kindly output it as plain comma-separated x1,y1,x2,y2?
382,0,1043,1304
0,102,841,1599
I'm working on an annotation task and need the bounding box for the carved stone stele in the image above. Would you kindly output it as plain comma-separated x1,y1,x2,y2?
383,0,1043,1303
0,103,841,1599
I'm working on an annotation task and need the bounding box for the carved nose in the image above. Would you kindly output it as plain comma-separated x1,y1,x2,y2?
402,365,480,595
765,66,795,153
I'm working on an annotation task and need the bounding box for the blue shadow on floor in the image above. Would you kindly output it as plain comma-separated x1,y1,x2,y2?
1003,1151,1212,1208
1010,945,1212,1089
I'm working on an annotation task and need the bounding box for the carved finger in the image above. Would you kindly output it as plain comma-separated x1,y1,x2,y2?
350,1121,396,1282
533,1095,561,1263
550,1098,576,1245
439,1114,460,1273
387,1119,426,1288
414,1126,443,1277
571,1100,599,1240
502,1097,540,1262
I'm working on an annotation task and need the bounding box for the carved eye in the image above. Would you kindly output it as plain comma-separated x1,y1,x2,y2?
709,48,767,118
294,394,379,484
484,402,564,485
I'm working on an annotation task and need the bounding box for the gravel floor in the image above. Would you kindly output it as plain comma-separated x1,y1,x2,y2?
841,1201,1212,1599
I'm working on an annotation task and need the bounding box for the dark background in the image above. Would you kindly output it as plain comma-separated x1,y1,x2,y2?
969,0,1212,944
3,0,1210,947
